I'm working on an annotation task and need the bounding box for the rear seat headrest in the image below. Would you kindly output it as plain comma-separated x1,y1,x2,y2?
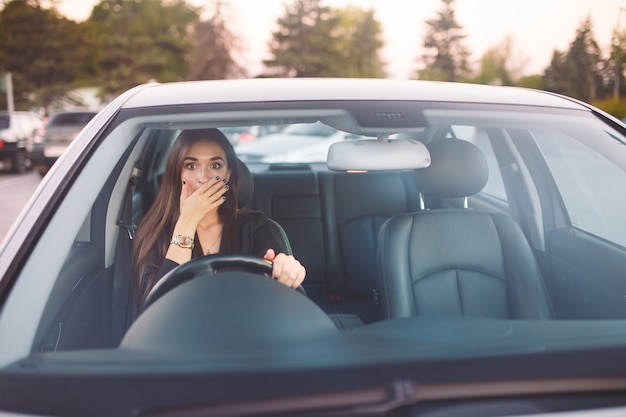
414,138,488,199
236,158,253,208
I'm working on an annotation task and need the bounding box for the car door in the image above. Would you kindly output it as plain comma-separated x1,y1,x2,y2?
500,125,626,320
449,120,626,320
527,128,626,319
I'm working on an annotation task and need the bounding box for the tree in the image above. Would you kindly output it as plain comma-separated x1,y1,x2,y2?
472,36,528,86
416,0,470,82
88,0,199,99
608,25,626,99
0,0,88,113
516,74,542,90
263,0,341,77
334,6,385,78
187,1,245,80
542,17,606,103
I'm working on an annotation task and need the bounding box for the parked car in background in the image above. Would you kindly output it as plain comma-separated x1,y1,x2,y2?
3,78,626,416
0,111,44,173
220,125,281,145
236,121,365,163
29,110,97,176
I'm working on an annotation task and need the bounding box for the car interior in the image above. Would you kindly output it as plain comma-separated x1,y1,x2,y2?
11,101,626,363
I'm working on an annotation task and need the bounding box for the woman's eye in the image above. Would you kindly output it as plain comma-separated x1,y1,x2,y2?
185,163,196,170
211,162,221,169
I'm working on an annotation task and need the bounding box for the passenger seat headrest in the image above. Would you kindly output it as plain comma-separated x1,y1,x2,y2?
414,138,488,199
236,158,253,208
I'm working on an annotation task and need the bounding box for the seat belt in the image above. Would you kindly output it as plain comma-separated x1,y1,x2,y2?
111,164,142,343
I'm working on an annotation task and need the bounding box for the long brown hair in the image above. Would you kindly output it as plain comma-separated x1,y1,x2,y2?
131,128,240,314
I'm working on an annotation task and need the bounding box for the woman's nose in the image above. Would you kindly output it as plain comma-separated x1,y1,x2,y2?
197,167,210,183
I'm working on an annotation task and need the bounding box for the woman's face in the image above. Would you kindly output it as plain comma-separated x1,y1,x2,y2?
180,139,231,193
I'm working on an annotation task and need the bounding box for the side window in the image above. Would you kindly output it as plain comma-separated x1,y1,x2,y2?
534,131,626,247
450,125,508,204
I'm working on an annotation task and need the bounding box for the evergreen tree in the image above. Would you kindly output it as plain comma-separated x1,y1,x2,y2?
334,6,385,78
416,0,470,82
263,0,341,77
542,17,606,102
609,25,626,99
542,50,570,96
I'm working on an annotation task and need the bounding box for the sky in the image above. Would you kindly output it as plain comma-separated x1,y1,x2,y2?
54,0,626,79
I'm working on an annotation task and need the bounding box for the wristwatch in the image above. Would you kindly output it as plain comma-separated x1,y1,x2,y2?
170,234,194,250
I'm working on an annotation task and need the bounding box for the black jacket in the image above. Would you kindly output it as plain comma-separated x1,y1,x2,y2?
155,210,288,280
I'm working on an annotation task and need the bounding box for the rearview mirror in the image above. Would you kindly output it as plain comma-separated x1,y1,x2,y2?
326,139,431,171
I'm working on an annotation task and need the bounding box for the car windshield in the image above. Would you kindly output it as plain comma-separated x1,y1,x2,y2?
48,112,96,126
281,121,338,136
235,121,366,163
2,79,626,416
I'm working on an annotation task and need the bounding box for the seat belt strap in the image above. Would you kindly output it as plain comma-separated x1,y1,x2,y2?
111,165,142,343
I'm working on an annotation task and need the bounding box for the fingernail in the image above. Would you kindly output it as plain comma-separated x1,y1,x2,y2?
182,180,186,185
222,178,227,183
224,185,230,191
222,196,226,201
215,176,220,181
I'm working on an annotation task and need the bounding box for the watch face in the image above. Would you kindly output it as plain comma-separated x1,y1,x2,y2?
178,235,193,247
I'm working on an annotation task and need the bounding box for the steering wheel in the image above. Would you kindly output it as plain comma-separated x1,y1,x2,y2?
142,254,306,311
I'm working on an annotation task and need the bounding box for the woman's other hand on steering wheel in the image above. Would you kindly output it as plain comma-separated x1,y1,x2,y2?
263,249,306,289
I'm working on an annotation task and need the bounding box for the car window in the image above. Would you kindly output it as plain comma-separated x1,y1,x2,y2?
0,115,9,130
535,129,626,247
235,122,355,164
49,113,96,126
282,122,337,137
450,125,509,203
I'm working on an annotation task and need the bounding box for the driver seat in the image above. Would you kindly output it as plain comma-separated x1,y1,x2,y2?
236,159,292,254
376,138,553,320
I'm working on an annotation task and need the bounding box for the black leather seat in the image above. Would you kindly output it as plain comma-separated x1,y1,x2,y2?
376,138,553,320
320,171,421,321
236,159,292,254
240,161,366,328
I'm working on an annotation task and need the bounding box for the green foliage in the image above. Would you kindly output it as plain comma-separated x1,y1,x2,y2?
591,97,626,120
264,0,341,77
416,0,470,82
608,27,626,99
333,6,385,78
263,0,385,78
0,0,88,112
516,74,542,90
1,0,624,110
471,36,528,86
541,17,607,103
88,0,199,98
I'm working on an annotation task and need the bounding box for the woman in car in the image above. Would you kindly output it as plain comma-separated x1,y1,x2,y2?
131,128,306,316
